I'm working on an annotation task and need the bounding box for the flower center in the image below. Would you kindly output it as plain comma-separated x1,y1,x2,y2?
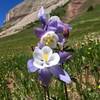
43,34,55,46
42,53,49,62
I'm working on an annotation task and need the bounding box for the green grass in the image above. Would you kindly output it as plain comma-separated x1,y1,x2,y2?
69,4,100,45
0,4,100,100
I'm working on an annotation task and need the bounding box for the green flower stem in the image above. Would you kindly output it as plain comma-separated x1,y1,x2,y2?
64,83,69,100
61,63,69,100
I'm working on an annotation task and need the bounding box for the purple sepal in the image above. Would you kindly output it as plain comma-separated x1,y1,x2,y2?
38,68,52,86
50,66,71,84
47,26,57,32
27,59,38,72
57,33,64,42
60,70,71,84
34,28,45,38
39,16,47,27
59,51,72,63
57,22,64,33
48,20,57,27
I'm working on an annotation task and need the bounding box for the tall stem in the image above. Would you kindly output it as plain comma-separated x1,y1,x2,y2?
64,83,69,100
61,63,69,100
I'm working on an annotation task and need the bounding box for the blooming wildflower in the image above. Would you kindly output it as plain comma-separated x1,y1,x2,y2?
28,6,72,88
35,7,72,42
40,31,59,48
27,46,71,86
33,46,60,69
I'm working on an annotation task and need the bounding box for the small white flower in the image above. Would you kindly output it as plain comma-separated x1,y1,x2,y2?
33,46,60,69
40,31,59,48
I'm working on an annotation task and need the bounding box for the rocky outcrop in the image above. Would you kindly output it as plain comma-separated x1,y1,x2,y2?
0,0,69,38
66,0,99,21
6,0,68,24
6,0,34,22
66,0,88,21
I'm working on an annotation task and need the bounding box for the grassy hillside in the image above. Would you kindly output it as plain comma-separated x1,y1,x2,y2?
0,4,100,100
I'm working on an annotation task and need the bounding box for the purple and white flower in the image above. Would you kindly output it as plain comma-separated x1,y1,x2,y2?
35,7,72,42
27,46,71,86
40,31,59,48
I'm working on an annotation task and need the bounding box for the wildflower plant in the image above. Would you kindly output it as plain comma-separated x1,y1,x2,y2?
27,7,72,99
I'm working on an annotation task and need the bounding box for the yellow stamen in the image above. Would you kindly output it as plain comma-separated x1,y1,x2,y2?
43,53,49,62
43,34,55,46
45,42,49,45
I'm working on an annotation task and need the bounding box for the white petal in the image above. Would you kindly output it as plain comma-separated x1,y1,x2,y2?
33,59,44,69
41,46,53,57
48,53,60,67
33,47,42,60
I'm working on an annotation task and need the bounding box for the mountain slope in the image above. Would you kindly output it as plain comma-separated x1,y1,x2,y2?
0,0,69,38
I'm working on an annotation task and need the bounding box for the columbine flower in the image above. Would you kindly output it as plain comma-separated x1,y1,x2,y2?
27,46,71,86
35,7,72,42
40,31,59,48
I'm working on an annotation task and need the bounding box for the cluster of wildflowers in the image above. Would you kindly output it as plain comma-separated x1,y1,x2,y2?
74,32,100,49
27,7,72,87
